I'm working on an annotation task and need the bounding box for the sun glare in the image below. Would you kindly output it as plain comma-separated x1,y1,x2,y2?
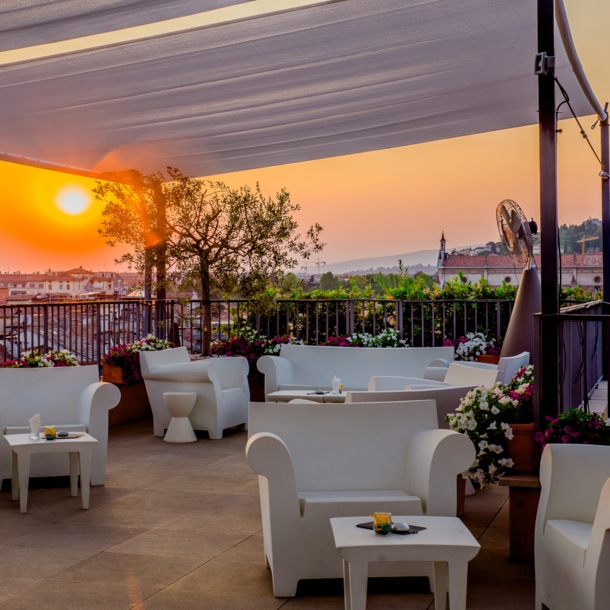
54,184,92,215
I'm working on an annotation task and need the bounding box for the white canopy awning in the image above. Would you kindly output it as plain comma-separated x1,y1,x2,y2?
0,0,595,177
0,0,249,51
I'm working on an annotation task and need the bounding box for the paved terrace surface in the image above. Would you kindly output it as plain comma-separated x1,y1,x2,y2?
0,420,534,609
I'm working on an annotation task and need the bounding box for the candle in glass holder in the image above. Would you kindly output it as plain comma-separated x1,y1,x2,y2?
371,512,392,536
45,426,56,440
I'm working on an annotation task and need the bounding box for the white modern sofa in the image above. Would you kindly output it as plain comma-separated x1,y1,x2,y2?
422,352,530,383
246,400,475,596
140,347,249,439
535,444,610,610
257,344,454,399
0,365,120,489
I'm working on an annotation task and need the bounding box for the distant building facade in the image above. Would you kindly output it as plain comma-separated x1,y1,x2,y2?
437,234,603,291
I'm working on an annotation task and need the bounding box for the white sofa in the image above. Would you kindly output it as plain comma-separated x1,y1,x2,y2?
257,344,454,399
0,365,120,489
535,444,610,610
140,347,249,439
368,361,500,393
423,352,530,383
246,400,475,596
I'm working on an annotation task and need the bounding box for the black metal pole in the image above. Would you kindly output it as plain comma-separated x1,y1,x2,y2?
601,118,610,384
535,0,560,428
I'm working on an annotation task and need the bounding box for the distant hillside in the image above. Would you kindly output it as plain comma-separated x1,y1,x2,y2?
324,246,480,275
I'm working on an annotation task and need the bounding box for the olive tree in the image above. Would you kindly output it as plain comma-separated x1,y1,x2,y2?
95,167,323,355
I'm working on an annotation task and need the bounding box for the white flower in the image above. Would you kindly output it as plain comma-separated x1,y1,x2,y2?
479,401,489,411
467,419,477,431
488,444,504,454
478,440,489,451
488,422,497,430
504,427,514,440
498,458,514,468
491,406,500,415
488,464,497,475
499,396,511,405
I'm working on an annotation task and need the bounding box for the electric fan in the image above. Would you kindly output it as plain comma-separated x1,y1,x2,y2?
495,200,541,361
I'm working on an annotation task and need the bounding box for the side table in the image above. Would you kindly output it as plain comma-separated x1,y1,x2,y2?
331,516,480,610
163,392,197,443
3,432,99,513
498,474,541,564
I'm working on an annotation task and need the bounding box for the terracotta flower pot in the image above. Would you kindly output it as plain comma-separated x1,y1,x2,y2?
103,363,152,427
102,363,125,385
476,354,500,365
248,367,266,403
506,422,536,473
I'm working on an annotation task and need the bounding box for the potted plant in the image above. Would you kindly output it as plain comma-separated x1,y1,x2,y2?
102,335,171,426
0,349,78,368
446,364,535,485
535,408,610,448
453,332,500,364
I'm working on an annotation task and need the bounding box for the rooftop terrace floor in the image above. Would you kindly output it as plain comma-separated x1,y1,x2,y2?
0,420,534,609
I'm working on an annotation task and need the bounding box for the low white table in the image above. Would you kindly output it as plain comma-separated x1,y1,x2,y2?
330,516,480,610
3,432,99,513
266,390,346,403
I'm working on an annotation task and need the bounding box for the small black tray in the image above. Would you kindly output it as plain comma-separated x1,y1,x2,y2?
356,522,427,536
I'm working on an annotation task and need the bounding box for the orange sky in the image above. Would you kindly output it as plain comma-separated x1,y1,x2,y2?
0,0,608,272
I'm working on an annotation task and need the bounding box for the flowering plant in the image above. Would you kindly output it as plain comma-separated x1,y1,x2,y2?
0,349,78,368
211,328,302,365
505,365,535,423
447,383,517,487
102,334,171,386
535,408,610,449
452,332,499,361
323,329,408,348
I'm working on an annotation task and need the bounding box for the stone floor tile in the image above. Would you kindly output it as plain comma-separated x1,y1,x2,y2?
232,480,261,496
0,581,158,610
48,551,203,589
133,589,286,610
60,503,189,528
216,533,264,563
479,526,510,550
489,502,509,528
5,523,146,552
103,473,172,490
156,509,262,537
107,528,248,560
465,578,536,608
168,559,276,597
0,579,40,602
0,546,97,580
102,488,221,512
147,474,254,494
469,548,535,582
281,599,346,609
196,492,262,515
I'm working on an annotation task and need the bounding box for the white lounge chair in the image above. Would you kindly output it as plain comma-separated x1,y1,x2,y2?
535,443,610,610
140,347,249,439
423,352,530,384
368,361,500,392
246,400,475,596
0,365,119,489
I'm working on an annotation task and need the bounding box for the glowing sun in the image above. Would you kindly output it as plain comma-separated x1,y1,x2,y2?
54,184,92,215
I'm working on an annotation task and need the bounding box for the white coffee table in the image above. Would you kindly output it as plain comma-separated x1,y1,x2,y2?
330,516,480,610
266,390,346,403
3,432,99,513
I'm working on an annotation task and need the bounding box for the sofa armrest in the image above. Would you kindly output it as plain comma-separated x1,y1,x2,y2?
246,432,301,520
368,376,447,391
257,356,294,398
145,360,211,383
406,429,475,516
77,382,120,428
428,359,452,368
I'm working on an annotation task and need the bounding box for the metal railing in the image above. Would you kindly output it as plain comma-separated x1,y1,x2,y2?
0,298,515,366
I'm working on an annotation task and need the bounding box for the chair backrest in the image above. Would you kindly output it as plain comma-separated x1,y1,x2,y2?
0,365,100,427
541,444,610,524
248,400,438,492
444,362,499,387
497,352,530,384
278,344,454,388
139,346,190,377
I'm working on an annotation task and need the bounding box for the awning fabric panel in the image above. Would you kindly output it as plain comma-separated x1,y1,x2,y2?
0,0,591,177
0,0,249,51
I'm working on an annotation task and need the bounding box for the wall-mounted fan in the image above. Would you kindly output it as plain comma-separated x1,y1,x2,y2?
495,200,540,361
496,199,538,269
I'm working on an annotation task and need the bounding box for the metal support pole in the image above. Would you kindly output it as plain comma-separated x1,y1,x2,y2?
600,118,610,383
536,0,560,426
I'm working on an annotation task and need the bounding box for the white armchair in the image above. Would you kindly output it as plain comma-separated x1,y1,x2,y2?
140,347,249,439
246,400,475,596
535,443,610,610
369,361,500,392
0,365,119,488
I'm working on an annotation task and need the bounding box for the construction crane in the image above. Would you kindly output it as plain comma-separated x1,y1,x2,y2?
301,258,326,275
576,235,599,254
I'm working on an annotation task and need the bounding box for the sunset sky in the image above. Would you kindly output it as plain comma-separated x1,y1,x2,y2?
0,0,608,273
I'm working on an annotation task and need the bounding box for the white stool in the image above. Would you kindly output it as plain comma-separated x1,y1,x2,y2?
163,392,197,443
